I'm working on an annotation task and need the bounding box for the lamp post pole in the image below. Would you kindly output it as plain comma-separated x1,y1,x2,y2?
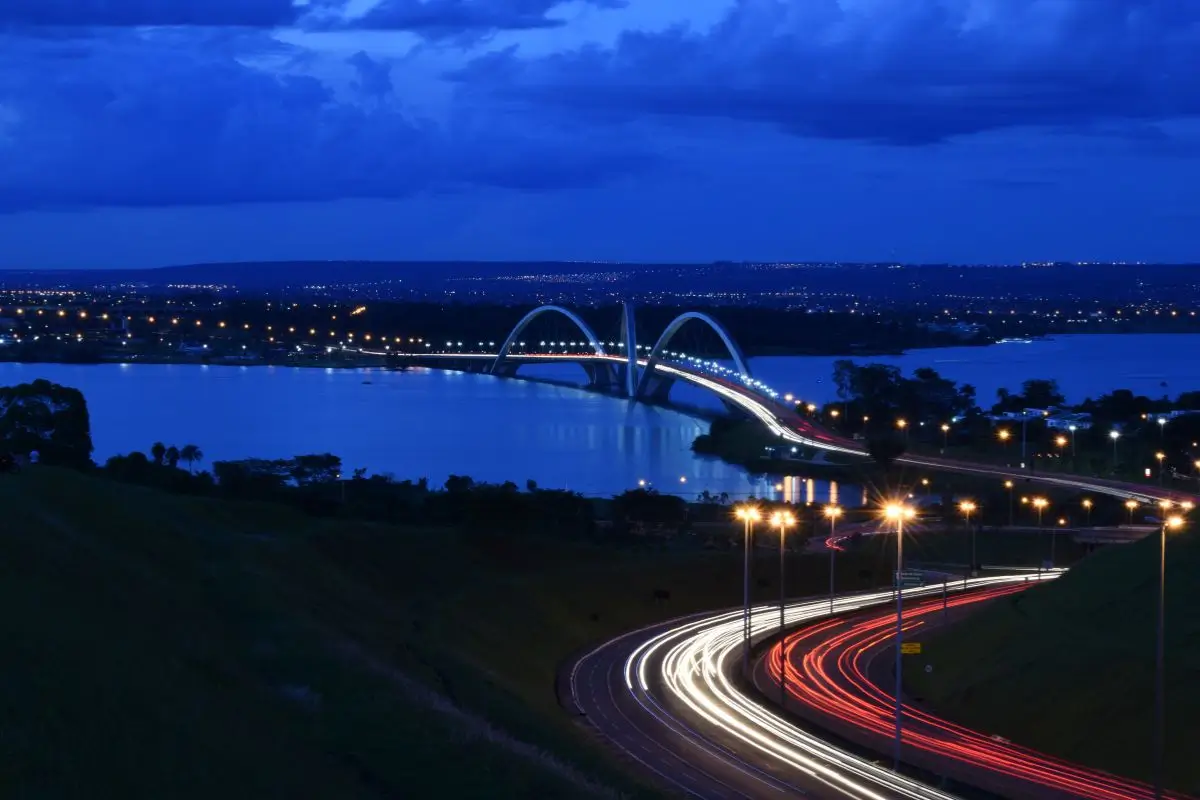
774,512,795,708
886,504,914,772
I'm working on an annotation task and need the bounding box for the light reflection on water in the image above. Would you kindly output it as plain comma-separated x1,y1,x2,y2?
0,362,858,503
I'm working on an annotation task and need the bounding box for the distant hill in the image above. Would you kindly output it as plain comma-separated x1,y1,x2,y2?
908,526,1200,794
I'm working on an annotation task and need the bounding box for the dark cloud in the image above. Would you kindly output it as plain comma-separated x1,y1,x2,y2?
0,0,307,28
347,0,624,37
0,0,624,37
0,32,657,211
454,0,1200,145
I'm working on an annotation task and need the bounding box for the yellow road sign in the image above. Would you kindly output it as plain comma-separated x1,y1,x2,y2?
901,642,922,655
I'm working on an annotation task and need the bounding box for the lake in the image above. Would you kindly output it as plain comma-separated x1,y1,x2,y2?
4,334,1197,501
0,361,858,503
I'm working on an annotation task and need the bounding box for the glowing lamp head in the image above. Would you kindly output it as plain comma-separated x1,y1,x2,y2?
1055,436,1067,447
883,503,915,522
770,511,795,528
735,506,761,522
824,505,843,519
1032,497,1048,510
1159,499,1172,510
1110,430,1120,440
941,423,950,432
1166,515,1185,530
1082,499,1093,509
998,430,1011,441
1156,452,1166,462
1125,499,1139,510
1004,480,1013,489
959,500,977,514
1181,501,1194,512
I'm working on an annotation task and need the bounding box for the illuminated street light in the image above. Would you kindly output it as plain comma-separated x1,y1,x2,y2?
940,423,950,449
824,505,842,615
1082,498,1093,526
1155,452,1166,486
1155,513,1186,799
881,501,915,769
734,505,761,674
1110,429,1121,463
997,428,1011,450
960,500,978,576
770,510,796,706
1126,498,1139,524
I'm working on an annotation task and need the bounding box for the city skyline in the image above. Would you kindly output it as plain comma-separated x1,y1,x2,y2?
2,0,1199,269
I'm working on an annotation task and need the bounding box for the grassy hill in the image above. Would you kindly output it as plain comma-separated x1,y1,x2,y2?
908,524,1200,795
0,467,905,798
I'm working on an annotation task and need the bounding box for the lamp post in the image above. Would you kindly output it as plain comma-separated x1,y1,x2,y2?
824,505,842,615
1021,411,1029,464
897,418,908,444
1154,511,1185,800
1055,435,1068,467
960,500,977,579
1158,416,1167,440
1032,497,1048,575
884,502,916,771
1155,452,1166,487
1126,499,1139,525
998,428,1011,453
1004,480,1014,527
1082,498,1093,527
1110,430,1121,468
1069,424,1077,457
941,423,950,451
771,510,796,706
735,505,760,675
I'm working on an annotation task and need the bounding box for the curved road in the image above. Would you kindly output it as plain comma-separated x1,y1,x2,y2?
569,576,1053,799
760,586,1179,800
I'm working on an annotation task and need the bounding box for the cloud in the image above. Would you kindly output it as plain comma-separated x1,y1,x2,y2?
0,0,626,38
0,0,309,28
0,30,658,211
345,0,625,38
455,0,1200,145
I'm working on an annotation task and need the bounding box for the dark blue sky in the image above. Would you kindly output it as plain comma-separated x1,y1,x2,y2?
1,0,1198,268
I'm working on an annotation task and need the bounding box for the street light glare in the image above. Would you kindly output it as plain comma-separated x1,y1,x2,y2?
824,504,842,519
1125,499,1139,510
1167,515,1185,529
959,500,977,514
883,503,915,521
734,506,761,522
770,511,796,527
1110,430,1121,440
1032,497,1048,509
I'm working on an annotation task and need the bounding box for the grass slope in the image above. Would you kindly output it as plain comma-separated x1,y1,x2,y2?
907,527,1200,794
0,468,625,799
0,468,901,798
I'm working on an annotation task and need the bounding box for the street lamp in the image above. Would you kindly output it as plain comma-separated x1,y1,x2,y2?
1032,497,1049,574
824,505,842,615
998,428,1011,451
1155,452,1166,486
1126,498,1139,524
960,500,977,578
1082,498,1093,527
1158,417,1167,440
941,423,950,450
897,418,908,443
1004,480,1015,526
1110,429,1121,466
884,501,916,771
1068,424,1077,457
1155,513,1186,800
771,510,796,706
734,506,761,674
1055,435,1068,461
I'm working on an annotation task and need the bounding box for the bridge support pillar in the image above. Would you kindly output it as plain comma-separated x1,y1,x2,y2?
619,301,638,398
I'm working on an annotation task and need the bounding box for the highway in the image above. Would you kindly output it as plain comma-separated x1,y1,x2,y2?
760,586,1176,800
569,575,1057,800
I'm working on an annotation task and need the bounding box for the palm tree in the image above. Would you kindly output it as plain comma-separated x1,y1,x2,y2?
150,441,166,466
180,444,203,474
165,445,180,469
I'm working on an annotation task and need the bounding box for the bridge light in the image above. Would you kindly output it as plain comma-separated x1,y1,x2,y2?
456,342,462,347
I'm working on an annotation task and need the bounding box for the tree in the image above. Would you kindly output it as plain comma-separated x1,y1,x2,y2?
151,441,166,465
867,433,907,467
0,379,95,468
289,453,342,485
179,444,203,474
164,445,180,469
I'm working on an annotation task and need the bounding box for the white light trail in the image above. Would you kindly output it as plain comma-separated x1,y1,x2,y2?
620,574,1059,800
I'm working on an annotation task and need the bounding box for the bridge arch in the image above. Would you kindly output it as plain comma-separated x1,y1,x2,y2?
635,311,751,399
491,305,608,375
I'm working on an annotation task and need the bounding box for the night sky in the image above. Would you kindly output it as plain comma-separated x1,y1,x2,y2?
1,0,1197,268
